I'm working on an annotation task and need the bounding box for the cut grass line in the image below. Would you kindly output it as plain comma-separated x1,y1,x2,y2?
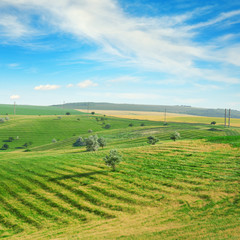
0,213,24,233
0,195,41,229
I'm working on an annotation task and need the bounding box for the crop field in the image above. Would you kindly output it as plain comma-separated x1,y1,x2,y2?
0,112,239,239
78,109,240,127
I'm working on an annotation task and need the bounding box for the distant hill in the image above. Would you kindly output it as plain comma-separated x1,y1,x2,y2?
0,104,83,115
52,102,240,119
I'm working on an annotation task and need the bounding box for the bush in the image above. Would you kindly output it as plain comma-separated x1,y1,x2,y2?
104,124,111,129
77,118,80,121
170,131,181,141
98,137,106,149
0,118,5,123
52,138,57,143
104,149,123,171
147,136,159,145
211,121,216,125
73,137,85,147
91,112,95,115
140,123,145,126
129,123,133,127
85,135,99,151
66,112,71,115
88,129,93,133
1,144,9,150
8,137,14,142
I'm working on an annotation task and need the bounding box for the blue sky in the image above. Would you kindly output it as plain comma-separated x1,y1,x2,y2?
0,0,240,110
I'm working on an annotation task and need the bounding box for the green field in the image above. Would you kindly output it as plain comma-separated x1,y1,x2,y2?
0,112,239,239
0,104,83,116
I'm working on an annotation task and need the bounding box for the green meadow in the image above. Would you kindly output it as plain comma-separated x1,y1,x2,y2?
0,105,239,239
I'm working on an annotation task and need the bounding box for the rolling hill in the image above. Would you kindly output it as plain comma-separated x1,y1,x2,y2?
52,102,240,118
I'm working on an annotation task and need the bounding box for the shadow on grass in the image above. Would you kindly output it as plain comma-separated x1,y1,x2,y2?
49,170,107,181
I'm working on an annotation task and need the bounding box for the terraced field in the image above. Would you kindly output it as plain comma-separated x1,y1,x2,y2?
0,113,239,239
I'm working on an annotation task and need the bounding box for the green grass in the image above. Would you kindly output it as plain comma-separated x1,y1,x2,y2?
207,135,240,147
0,104,84,115
0,112,239,239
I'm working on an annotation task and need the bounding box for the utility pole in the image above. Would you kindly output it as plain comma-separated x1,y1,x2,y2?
224,108,227,127
164,108,167,124
14,101,16,115
228,109,231,128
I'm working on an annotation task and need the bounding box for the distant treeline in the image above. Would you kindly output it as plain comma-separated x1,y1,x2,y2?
52,102,240,119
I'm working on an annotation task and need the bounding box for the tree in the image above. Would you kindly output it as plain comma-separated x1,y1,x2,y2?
104,124,111,129
211,121,216,125
8,137,14,142
66,112,71,115
129,123,133,127
85,135,99,151
91,112,95,115
1,144,9,150
98,137,106,149
170,131,181,141
104,149,122,171
147,136,159,145
73,137,85,147
140,123,145,126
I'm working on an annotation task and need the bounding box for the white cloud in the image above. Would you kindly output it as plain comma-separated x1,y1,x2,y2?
34,84,60,90
77,80,98,88
1,0,240,84
10,95,20,100
7,63,20,68
0,14,33,39
67,83,74,88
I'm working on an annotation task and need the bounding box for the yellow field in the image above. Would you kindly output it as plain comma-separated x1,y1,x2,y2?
77,109,240,127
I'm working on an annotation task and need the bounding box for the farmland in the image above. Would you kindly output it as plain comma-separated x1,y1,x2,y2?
0,106,239,239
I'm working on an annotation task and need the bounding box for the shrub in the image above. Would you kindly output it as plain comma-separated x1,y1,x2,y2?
85,135,99,151
77,118,80,121
147,136,159,145
73,137,85,147
8,137,14,142
1,144,9,150
140,123,145,126
211,121,216,125
91,112,95,115
129,123,133,127
170,131,181,141
104,124,111,129
104,149,123,171
66,112,71,115
98,137,106,149
58,116,62,120
52,138,57,143
0,118,5,123
88,129,93,133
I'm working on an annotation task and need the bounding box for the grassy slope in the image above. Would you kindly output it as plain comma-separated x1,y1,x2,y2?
0,104,83,115
0,114,239,239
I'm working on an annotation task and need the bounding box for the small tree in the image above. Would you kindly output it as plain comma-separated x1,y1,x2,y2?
104,149,122,171
85,135,99,151
8,137,14,142
140,123,145,126
98,137,106,149
91,112,95,115
73,137,85,147
211,121,216,125
66,112,71,115
170,131,181,141
147,136,159,145
104,124,111,129
129,123,133,127
2,144,9,150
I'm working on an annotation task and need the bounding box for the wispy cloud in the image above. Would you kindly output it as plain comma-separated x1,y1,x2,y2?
10,95,20,100
77,80,98,88
66,83,74,88
108,76,140,83
34,84,60,90
1,0,240,85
